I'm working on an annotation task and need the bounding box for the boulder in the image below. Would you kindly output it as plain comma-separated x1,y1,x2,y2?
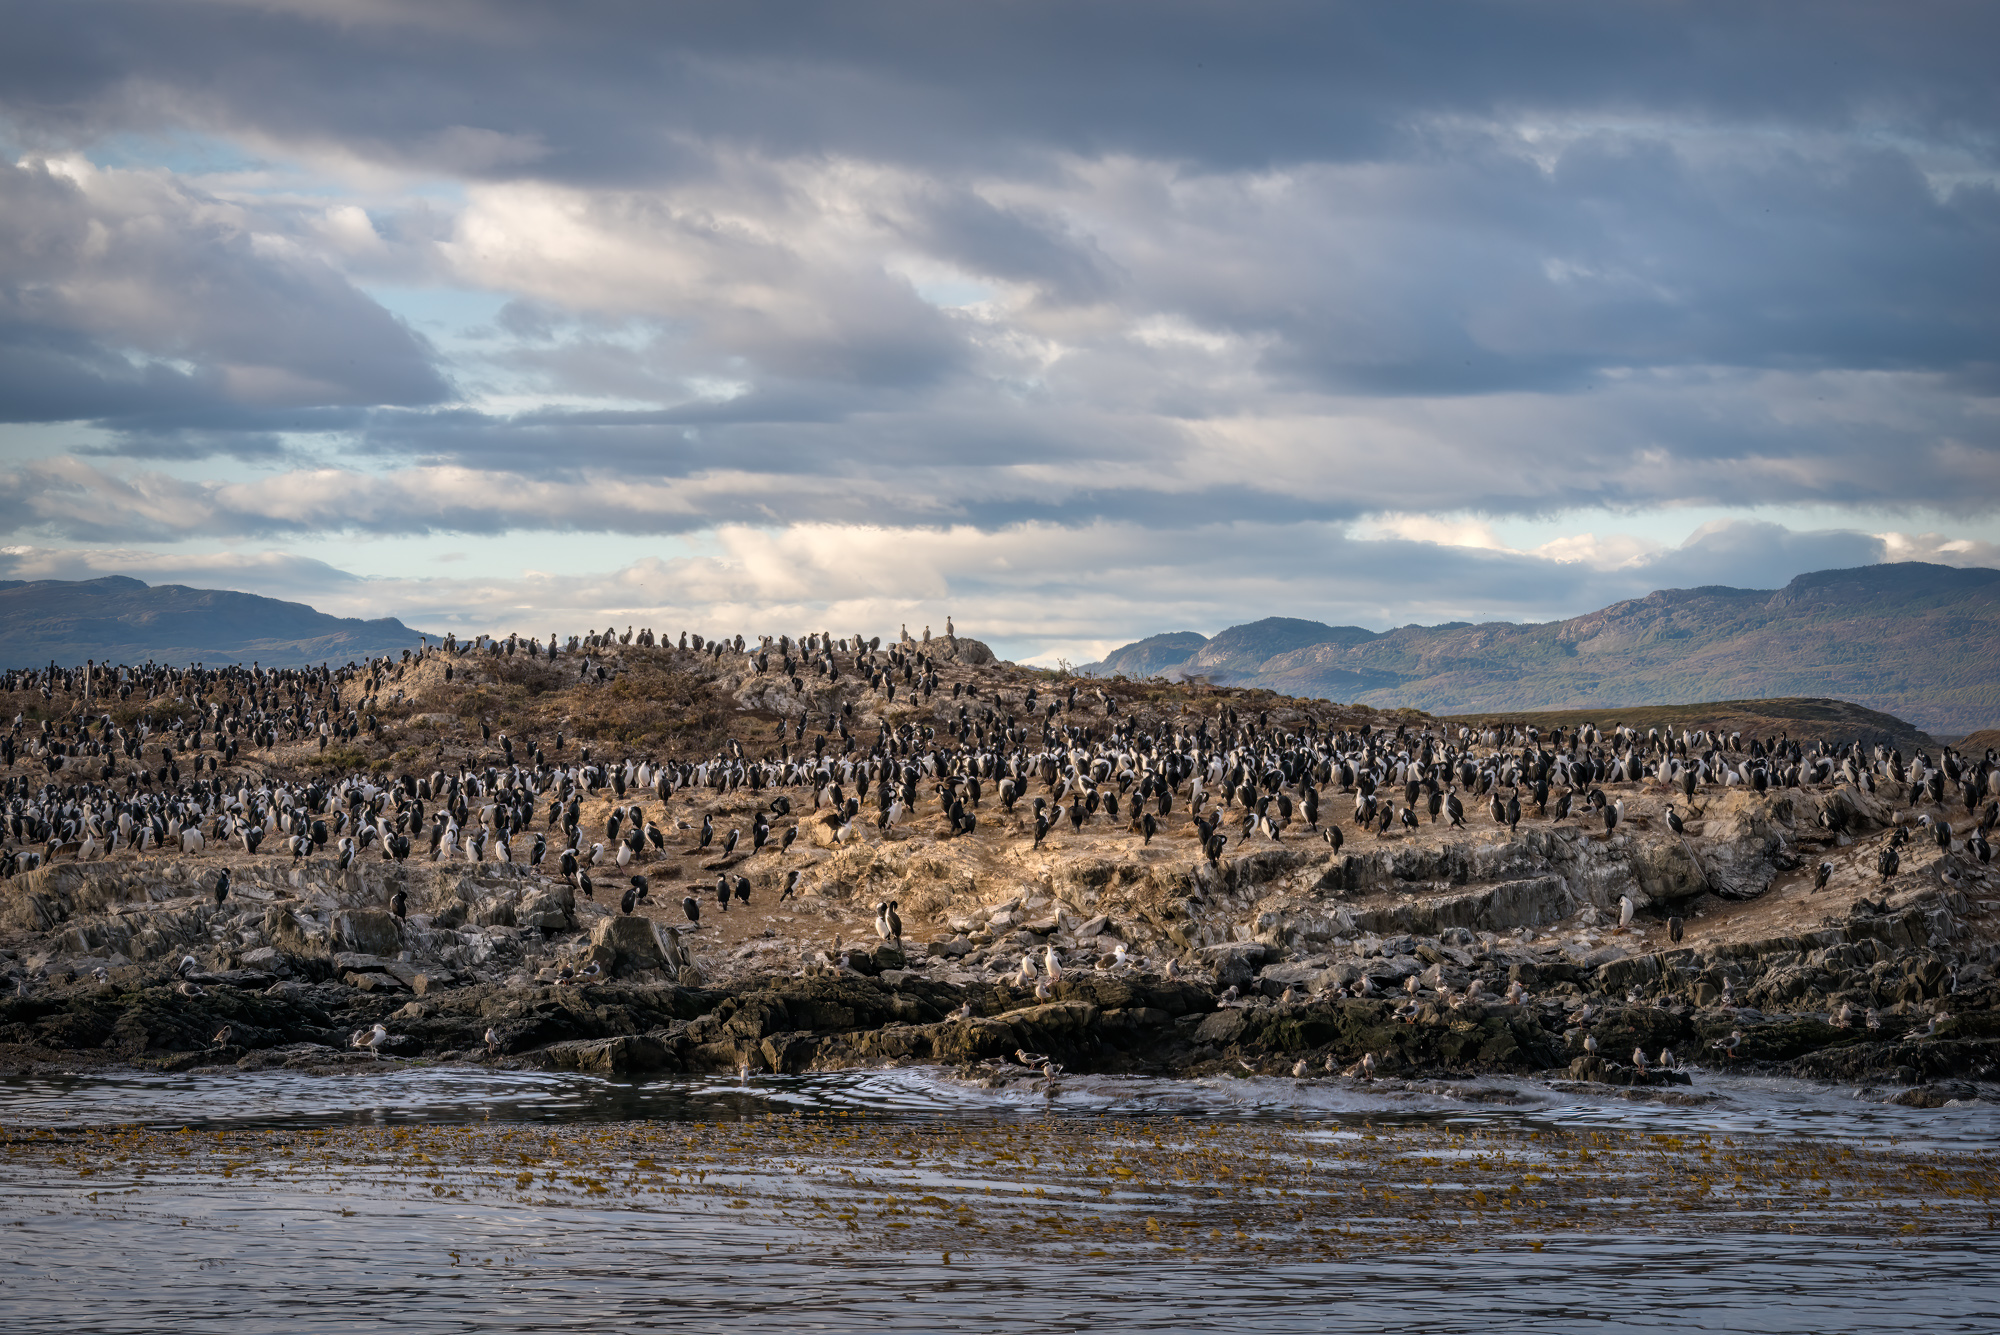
803,811,846,849
333,910,402,956
1201,941,1267,988
591,915,683,977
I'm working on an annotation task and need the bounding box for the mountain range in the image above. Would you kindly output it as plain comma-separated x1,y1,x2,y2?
0,576,433,669
1079,562,2000,737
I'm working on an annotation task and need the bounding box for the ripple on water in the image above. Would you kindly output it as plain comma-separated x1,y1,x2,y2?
4,1067,1997,1333
1,1065,1995,1148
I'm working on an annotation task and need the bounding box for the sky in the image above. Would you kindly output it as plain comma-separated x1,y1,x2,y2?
1,0,1997,665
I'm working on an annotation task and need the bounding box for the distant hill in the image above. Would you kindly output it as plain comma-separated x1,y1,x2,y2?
1079,563,2000,737
1447,698,1935,754
1085,631,1210,680
0,577,433,669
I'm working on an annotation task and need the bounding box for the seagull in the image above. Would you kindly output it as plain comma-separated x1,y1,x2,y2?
353,1023,392,1060
1041,945,1062,983
1631,1047,1648,1074
1163,958,1183,981
1583,1033,1599,1055
1865,1008,1882,1032
1834,1002,1855,1029
1713,1030,1743,1060
1616,895,1635,933
484,1027,501,1055
1505,979,1527,1004
211,1024,234,1047
1292,1058,1309,1078
1360,1052,1377,1080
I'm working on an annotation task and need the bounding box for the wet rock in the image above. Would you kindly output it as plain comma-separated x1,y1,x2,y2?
1888,1082,1979,1108
540,1033,672,1074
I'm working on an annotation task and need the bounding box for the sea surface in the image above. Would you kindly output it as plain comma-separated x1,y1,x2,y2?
2,1065,1995,1333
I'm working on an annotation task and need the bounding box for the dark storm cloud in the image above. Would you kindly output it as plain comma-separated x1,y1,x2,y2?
6,3,1995,176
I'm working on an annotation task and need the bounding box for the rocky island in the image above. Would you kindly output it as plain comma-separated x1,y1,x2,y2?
3,627,1994,1107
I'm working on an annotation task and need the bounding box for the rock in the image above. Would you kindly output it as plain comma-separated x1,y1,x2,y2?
1196,1009,1250,1045
591,915,683,977
541,1034,672,1074
940,636,996,665
333,910,403,956
1888,1082,1979,1108
872,943,907,971
238,946,293,977
803,811,846,849
517,890,573,931
1200,942,1268,988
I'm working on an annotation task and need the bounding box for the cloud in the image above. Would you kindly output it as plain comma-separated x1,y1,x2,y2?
0,156,449,428
0,1,1994,648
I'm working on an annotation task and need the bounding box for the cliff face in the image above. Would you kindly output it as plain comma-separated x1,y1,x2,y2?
1082,564,2000,735
0,576,432,669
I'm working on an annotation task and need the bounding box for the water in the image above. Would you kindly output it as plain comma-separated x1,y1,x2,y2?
4,1065,1996,1332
